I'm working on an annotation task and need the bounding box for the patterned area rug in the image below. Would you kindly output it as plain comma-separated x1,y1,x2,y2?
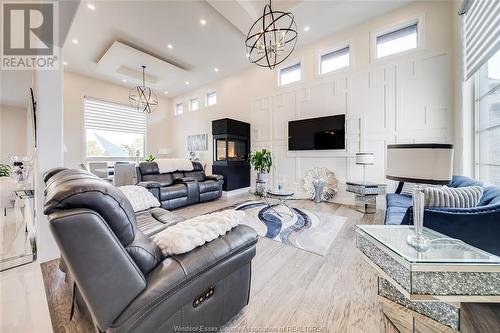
232,200,347,256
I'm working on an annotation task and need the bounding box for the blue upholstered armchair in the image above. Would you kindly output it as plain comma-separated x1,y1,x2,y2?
385,176,500,256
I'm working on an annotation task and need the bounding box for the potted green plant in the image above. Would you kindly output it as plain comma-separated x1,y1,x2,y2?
0,164,11,178
145,154,156,162
249,149,272,183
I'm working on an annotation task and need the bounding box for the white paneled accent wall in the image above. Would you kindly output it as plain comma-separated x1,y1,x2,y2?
250,51,453,198
170,1,457,201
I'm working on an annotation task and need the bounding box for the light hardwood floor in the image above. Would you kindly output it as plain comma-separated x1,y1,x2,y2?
41,194,394,332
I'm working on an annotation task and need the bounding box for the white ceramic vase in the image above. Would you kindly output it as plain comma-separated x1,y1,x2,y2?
257,172,268,182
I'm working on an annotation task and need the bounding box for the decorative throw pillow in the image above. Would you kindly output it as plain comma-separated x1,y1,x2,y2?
118,185,160,212
424,185,483,208
401,182,442,196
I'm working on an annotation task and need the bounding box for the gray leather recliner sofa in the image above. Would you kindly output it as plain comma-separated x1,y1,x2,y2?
43,168,258,333
136,161,223,210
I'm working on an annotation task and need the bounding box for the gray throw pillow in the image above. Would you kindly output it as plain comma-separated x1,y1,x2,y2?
424,186,483,208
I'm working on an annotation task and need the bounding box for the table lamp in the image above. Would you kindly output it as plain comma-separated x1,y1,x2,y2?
356,152,374,184
386,144,454,251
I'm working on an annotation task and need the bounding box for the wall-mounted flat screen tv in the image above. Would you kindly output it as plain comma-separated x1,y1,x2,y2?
288,114,345,150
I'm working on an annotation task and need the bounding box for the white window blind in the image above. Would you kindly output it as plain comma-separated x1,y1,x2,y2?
461,0,500,79
190,98,199,111
376,23,418,59
279,63,301,86
175,103,184,115
206,91,217,106
320,46,350,74
84,97,146,159
84,97,146,134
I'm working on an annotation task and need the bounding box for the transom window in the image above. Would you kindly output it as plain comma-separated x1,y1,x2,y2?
84,97,145,160
376,22,418,59
320,46,350,74
278,62,301,86
190,98,199,111
474,48,500,185
175,103,184,115
206,91,217,106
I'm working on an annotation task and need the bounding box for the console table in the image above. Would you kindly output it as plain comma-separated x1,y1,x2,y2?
0,180,35,271
346,182,386,213
356,225,500,332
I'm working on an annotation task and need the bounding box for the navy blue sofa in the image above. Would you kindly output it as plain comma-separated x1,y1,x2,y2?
385,176,500,256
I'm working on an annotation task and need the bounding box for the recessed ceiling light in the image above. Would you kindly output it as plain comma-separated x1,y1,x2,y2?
164,91,169,95
87,4,95,10
304,26,310,31
72,39,79,44
214,68,219,72
122,79,127,83
63,61,68,66
200,19,206,25
246,53,250,58
167,44,173,49
185,81,190,85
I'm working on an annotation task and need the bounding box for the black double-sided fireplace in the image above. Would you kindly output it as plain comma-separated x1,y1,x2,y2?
212,118,250,191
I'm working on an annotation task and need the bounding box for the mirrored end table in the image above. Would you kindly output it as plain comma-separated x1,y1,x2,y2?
346,182,386,214
356,225,500,332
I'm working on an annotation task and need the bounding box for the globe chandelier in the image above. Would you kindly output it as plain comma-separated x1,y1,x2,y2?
129,65,158,114
245,0,298,69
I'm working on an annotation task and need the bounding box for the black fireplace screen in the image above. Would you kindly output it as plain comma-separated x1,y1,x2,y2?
215,138,247,162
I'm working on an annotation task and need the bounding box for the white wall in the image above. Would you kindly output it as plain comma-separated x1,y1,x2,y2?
63,71,172,168
170,1,457,199
34,66,64,263
0,105,27,163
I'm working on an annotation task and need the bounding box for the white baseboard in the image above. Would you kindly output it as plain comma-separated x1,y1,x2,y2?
222,187,250,197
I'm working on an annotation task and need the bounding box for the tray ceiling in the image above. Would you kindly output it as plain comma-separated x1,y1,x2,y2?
63,0,412,97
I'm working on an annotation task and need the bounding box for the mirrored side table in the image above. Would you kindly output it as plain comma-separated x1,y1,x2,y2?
356,225,500,332
346,181,386,214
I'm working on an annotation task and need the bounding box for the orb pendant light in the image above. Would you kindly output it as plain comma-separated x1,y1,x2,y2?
245,0,298,69
129,65,158,114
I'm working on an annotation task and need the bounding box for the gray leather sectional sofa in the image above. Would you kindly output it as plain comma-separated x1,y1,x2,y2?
43,168,258,332
136,161,224,210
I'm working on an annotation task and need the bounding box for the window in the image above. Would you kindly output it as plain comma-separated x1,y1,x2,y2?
461,0,500,79
320,46,350,75
278,62,301,86
84,97,146,160
175,103,184,115
190,98,199,111
474,48,500,185
206,91,217,106
376,23,418,59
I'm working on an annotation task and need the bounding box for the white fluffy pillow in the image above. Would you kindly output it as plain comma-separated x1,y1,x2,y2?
118,185,160,212
153,210,243,256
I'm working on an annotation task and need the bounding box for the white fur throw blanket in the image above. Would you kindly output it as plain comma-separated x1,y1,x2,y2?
156,158,193,173
153,210,244,256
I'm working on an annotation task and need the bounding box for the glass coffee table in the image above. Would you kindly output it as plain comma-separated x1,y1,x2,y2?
356,225,500,331
250,189,295,219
